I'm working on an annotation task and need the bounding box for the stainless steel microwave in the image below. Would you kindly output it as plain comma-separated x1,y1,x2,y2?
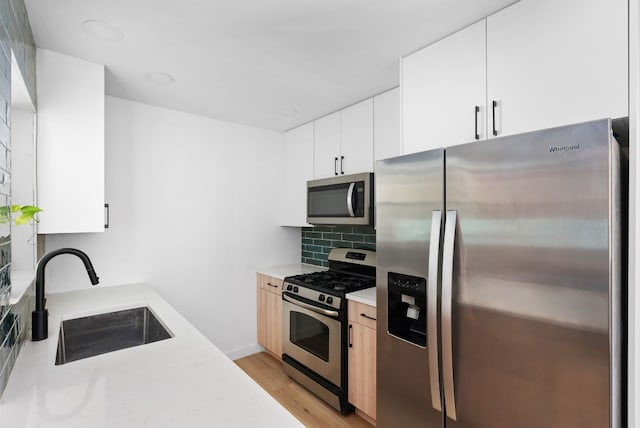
307,173,373,225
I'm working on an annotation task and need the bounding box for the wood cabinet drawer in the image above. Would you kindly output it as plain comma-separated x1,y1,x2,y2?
258,274,282,295
348,300,377,330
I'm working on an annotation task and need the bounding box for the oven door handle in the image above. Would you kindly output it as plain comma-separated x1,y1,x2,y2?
283,293,340,318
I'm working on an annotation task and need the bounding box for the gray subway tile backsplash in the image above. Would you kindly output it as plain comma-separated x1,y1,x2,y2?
0,285,33,397
302,225,376,267
0,0,36,400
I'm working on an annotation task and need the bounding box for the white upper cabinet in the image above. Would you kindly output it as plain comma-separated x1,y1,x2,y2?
36,49,105,234
486,0,628,138
402,21,487,154
280,123,314,227
314,99,374,179
313,111,341,178
340,98,374,174
373,87,401,162
401,0,628,149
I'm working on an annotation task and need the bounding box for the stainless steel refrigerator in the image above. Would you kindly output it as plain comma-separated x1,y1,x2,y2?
376,119,622,428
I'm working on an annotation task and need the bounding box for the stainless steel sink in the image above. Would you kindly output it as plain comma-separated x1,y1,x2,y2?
55,306,173,365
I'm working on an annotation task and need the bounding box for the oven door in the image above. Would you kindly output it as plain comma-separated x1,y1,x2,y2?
282,294,342,386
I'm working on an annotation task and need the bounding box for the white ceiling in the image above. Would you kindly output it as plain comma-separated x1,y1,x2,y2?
24,0,519,131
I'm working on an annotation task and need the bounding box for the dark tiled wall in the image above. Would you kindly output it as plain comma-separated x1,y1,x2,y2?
0,0,36,398
302,225,376,267
0,290,32,395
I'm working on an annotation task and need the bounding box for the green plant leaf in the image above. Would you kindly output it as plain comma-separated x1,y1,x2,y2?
1,204,43,226
19,206,42,215
14,213,32,225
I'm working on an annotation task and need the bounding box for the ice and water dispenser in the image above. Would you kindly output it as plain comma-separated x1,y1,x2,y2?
387,272,427,347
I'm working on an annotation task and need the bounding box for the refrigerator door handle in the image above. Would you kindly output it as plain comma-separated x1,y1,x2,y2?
427,210,443,411
442,210,458,420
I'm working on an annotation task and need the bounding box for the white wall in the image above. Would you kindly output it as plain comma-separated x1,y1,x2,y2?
43,97,300,358
10,108,36,270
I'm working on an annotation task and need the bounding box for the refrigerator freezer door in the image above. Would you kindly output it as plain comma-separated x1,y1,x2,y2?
376,149,444,428
444,119,620,428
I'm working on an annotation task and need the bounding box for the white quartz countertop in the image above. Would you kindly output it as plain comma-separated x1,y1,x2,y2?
0,283,303,427
256,263,326,280
9,269,35,305
346,287,376,307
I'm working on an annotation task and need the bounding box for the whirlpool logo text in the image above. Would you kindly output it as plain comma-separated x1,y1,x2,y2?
548,144,580,153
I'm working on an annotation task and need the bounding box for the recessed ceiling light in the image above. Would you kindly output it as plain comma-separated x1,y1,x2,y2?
279,108,299,117
81,20,124,41
143,72,175,85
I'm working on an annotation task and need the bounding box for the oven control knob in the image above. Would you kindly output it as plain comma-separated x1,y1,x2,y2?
319,294,325,302
286,284,293,291
326,297,333,304
293,286,299,293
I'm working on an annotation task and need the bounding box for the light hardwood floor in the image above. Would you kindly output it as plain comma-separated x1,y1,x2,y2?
235,352,374,428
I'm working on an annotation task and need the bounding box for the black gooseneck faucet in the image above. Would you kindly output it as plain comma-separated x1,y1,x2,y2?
32,248,100,341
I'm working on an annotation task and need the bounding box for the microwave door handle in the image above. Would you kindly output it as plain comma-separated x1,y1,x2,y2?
427,210,443,412
442,210,458,420
346,182,355,217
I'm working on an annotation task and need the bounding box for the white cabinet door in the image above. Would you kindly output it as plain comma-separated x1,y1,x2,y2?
374,87,401,162
487,0,628,138
340,98,374,174
402,20,487,154
313,111,341,178
280,123,313,227
36,49,105,233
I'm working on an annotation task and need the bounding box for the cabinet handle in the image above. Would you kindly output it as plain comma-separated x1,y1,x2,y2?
334,157,339,176
492,100,498,136
474,106,480,140
340,156,344,175
104,203,110,229
360,313,376,321
348,324,353,348
267,282,279,288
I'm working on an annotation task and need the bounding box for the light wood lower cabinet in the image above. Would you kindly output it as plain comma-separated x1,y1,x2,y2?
348,300,377,423
257,274,283,358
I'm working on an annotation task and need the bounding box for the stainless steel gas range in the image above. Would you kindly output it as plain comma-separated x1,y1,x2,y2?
282,248,376,414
